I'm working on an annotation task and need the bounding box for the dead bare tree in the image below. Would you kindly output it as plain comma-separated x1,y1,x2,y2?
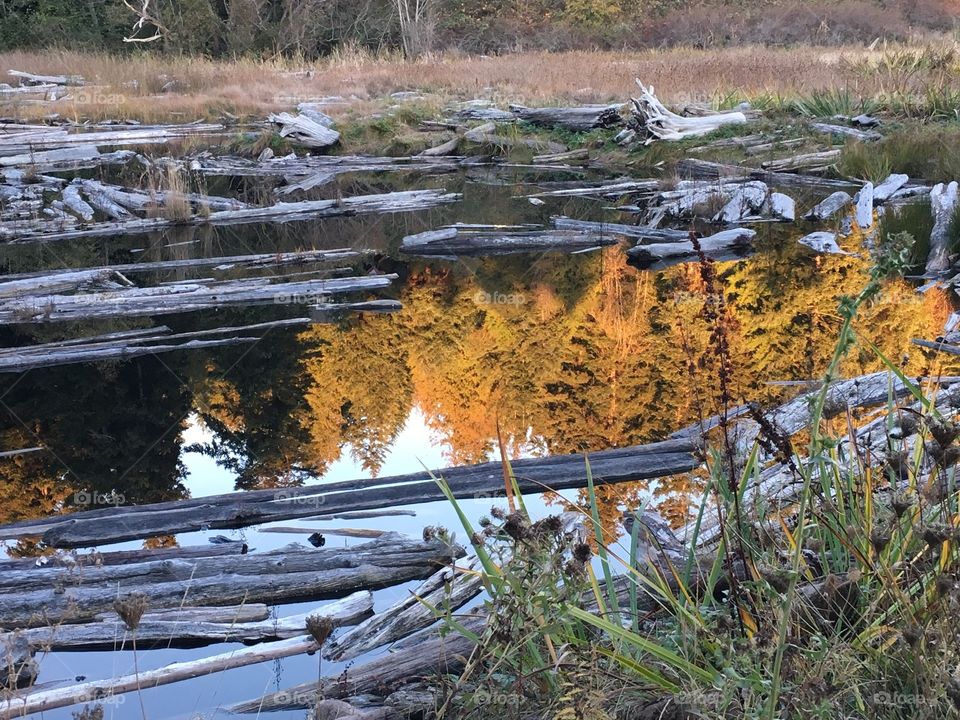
122,0,167,42
394,0,434,57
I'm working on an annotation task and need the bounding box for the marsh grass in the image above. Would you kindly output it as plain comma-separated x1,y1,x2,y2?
4,43,960,125
430,240,960,719
840,125,960,183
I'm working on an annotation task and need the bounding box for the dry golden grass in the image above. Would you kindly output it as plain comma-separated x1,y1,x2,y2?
0,43,956,123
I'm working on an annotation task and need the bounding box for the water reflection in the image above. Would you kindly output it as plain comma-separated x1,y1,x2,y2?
0,177,955,538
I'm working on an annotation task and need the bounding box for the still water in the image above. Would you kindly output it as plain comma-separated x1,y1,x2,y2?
0,164,952,718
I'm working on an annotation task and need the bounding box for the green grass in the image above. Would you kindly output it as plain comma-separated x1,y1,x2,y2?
839,124,960,183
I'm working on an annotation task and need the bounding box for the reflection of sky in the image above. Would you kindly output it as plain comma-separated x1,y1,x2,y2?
35,408,586,720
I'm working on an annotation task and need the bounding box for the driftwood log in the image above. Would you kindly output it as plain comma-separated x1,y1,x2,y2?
0,438,698,547
927,181,959,275
0,534,462,627
4,592,373,651
509,103,624,132
627,229,757,268
400,227,621,256
631,81,747,143
0,600,372,720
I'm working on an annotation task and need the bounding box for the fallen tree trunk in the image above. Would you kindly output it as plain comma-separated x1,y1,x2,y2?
676,158,857,191
230,627,478,713
2,189,460,244
854,181,874,229
509,103,624,132
0,535,462,627
552,217,690,243
873,173,910,202
0,274,395,324
0,623,366,718
798,231,846,255
0,438,697,547
927,181,958,275
627,229,757,268
0,248,365,281
269,111,340,149
400,227,621,256
323,557,483,662
761,149,841,173
6,592,372,652
803,191,852,221
8,70,83,86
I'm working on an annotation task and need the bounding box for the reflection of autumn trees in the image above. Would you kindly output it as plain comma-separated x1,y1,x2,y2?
300,312,413,476
294,238,955,525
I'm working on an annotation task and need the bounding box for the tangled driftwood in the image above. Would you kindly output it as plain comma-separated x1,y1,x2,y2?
630,80,747,143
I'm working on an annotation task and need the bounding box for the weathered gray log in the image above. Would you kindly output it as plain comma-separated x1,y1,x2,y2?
631,81,746,142
0,274,395,324
0,269,133,299
8,70,83,86
766,191,796,221
323,557,483,662
79,178,247,213
803,191,852,221
1,249,365,282
799,231,846,255
873,173,910,202
230,628,477,713
0,611,369,719
713,181,768,224
94,604,268,624
60,182,95,221
311,300,403,322
400,227,621,256
677,158,857,191
912,338,960,356
418,136,460,157
552,217,689,243
0,125,223,153
761,149,841,173
0,320,314,373
0,438,697,547
270,111,340,149
854,181,874,229
6,592,372,651
532,148,589,164
0,534,447,593
0,539,247,572
3,189,459,244
0,145,101,169
509,103,624,132
525,179,659,200
0,535,462,626
627,228,757,268
810,122,881,141
927,181,959,275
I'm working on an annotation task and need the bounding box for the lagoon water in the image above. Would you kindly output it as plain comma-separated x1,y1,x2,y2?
0,163,950,718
